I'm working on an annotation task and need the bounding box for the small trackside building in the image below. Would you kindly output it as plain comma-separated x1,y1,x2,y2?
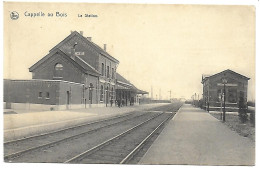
201,69,250,112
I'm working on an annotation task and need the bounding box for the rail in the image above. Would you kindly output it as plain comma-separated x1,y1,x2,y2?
120,113,174,164
64,112,164,163
4,112,150,161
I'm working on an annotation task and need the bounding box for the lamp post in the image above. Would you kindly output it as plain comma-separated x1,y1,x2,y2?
222,78,228,122
105,89,108,107
206,95,210,112
204,94,207,111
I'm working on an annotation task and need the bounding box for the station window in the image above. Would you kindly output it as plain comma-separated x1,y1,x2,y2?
46,92,50,99
100,85,104,101
38,92,42,98
54,63,63,78
107,66,110,78
101,63,104,76
112,68,114,79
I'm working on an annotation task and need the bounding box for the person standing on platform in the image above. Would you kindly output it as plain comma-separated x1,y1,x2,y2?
117,99,121,108
110,97,113,107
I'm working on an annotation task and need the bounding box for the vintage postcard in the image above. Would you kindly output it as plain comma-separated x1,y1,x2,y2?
2,0,256,167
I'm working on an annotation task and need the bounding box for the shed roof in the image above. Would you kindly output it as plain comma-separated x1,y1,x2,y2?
201,69,250,84
116,73,148,94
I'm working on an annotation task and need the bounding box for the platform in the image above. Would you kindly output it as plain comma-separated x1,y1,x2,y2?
139,104,255,165
4,103,167,141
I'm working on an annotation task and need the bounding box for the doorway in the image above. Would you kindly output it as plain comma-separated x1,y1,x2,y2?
66,91,70,109
106,86,109,107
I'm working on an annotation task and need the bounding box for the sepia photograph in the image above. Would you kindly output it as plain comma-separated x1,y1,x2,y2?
2,0,257,167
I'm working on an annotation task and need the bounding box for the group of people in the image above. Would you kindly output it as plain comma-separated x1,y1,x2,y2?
115,99,126,108
109,97,136,108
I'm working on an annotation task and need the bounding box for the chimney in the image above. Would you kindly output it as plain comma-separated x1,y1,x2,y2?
104,44,107,51
70,30,73,33
87,37,92,41
80,31,83,35
70,42,78,60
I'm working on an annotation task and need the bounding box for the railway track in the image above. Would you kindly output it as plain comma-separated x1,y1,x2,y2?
4,103,182,163
4,111,138,144
4,103,176,145
4,111,156,161
65,112,174,164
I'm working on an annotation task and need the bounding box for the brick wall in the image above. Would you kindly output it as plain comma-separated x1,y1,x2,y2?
85,75,99,104
3,79,94,106
4,79,59,105
58,81,84,105
59,35,99,70
98,54,117,83
32,53,84,84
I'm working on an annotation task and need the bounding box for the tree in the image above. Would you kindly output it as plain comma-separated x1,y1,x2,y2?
238,96,248,123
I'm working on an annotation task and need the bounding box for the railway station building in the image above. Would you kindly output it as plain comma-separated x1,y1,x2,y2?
201,69,250,112
4,31,147,110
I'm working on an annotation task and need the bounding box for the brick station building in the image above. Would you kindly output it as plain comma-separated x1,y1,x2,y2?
201,69,250,112
4,31,147,110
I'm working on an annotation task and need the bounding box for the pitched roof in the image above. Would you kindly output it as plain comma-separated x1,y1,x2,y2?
201,69,250,83
130,84,149,94
29,48,100,77
50,31,119,63
116,72,132,86
116,73,148,94
74,55,100,75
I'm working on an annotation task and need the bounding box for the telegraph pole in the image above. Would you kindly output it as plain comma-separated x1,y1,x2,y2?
168,90,171,100
151,86,153,100
159,88,161,100
222,79,227,122
195,93,197,106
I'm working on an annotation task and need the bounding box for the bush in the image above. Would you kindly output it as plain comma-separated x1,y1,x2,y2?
199,99,203,109
250,112,255,126
239,108,248,123
185,100,192,104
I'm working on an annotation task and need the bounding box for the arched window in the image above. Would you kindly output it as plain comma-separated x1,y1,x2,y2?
100,85,104,101
54,63,63,78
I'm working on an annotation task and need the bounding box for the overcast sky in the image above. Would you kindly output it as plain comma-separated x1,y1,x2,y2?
4,3,255,100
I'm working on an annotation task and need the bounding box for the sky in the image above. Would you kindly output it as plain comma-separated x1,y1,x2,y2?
3,2,255,101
